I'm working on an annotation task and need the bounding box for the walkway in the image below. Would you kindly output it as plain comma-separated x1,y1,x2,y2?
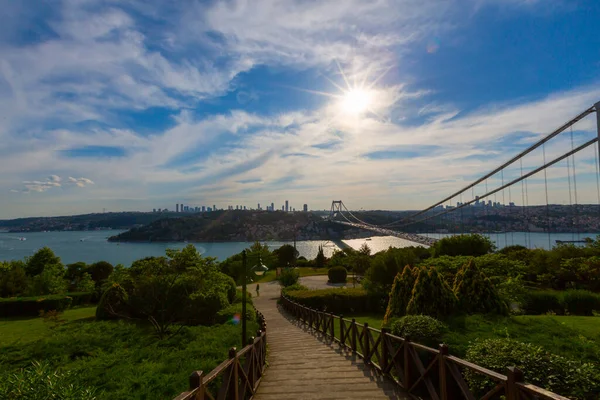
248,281,406,400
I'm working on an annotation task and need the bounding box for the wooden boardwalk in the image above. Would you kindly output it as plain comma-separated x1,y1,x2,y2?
251,283,406,400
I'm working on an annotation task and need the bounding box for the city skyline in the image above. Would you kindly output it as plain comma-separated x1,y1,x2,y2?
1,1,600,219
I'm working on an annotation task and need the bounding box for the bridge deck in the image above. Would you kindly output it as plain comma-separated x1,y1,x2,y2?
251,282,406,400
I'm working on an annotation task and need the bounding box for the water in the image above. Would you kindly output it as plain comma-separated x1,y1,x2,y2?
2,230,597,266
421,232,600,250
0,230,342,266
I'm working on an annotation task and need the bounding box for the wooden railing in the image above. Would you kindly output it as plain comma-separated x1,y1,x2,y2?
281,295,570,400
174,310,267,400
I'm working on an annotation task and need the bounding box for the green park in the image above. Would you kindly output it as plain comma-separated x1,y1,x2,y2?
1,234,600,399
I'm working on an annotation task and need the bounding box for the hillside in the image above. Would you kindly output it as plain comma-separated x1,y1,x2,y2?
108,210,363,242
0,212,180,233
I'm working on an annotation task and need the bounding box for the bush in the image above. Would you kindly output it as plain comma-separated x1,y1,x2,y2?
96,284,128,320
363,247,422,298
66,291,98,306
278,268,299,287
432,234,495,257
383,265,416,325
281,283,309,296
328,266,347,283
390,315,448,347
0,295,72,317
0,261,28,297
284,288,381,314
215,302,256,325
0,361,98,400
452,260,508,315
406,267,456,318
465,338,600,399
521,290,562,315
560,289,600,316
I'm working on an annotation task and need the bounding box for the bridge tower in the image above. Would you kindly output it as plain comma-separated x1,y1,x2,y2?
329,200,343,220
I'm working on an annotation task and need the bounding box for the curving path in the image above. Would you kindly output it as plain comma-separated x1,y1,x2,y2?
247,281,407,400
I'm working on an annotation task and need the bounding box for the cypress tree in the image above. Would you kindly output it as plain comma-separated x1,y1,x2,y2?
383,265,417,325
453,259,508,315
406,266,456,318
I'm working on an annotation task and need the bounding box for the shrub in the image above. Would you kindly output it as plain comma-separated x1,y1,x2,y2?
0,261,28,297
87,261,114,284
390,315,448,347
233,289,253,304
406,267,456,318
465,338,600,400
281,283,309,296
432,234,495,257
0,361,98,400
278,268,299,287
383,265,416,324
284,288,381,314
96,283,129,320
315,245,327,268
363,247,422,298
453,260,508,315
328,266,347,283
521,290,562,315
67,291,98,306
25,247,62,277
215,302,256,325
559,289,600,316
0,295,72,317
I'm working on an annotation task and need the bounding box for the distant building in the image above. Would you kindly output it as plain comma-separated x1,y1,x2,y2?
176,204,179,213
202,206,206,212
243,206,247,210
153,208,156,213
236,205,239,210
271,202,274,211
303,204,308,212
258,203,261,210
213,204,216,211
282,205,284,211
285,200,289,212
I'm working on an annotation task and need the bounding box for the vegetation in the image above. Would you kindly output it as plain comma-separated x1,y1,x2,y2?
383,265,416,324
327,266,347,283
431,233,495,257
390,315,448,347
0,307,257,400
278,268,300,287
406,267,456,318
452,260,508,315
284,287,381,314
465,338,600,400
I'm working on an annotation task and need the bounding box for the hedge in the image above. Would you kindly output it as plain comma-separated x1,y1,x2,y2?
66,291,99,306
284,288,383,314
328,266,347,283
0,295,73,317
521,289,600,316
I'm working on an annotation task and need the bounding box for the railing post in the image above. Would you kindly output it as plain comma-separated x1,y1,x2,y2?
189,371,204,400
329,313,334,339
339,314,344,345
404,336,411,390
506,366,524,400
363,323,370,363
381,328,389,372
230,347,239,400
439,344,449,400
351,318,357,352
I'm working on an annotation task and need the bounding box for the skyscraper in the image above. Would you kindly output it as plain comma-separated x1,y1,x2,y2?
213,205,216,211
285,200,289,212
303,204,308,212
258,203,260,210
176,204,179,213
271,202,274,211
202,206,205,212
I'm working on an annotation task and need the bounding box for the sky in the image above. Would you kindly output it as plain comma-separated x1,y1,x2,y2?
1,0,600,219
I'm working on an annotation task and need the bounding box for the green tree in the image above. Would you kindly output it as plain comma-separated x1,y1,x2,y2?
383,265,417,325
274,244,299,267
406,266,456,318
0,260,28,297
363,247,420,297
314,245,326,268
25,247,62,276
87,261,114,284
431,234,495,257
353,244,371,276
27,263,68,295
452,259,508,315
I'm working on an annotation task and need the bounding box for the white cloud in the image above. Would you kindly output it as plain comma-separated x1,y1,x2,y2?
68,177,95,188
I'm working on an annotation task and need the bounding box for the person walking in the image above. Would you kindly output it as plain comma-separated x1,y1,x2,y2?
256,283,260,297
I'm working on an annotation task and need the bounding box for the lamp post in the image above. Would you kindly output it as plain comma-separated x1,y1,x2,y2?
241,249,268,347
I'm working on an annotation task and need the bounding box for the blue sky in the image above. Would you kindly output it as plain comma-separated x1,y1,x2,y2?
1,0,599,218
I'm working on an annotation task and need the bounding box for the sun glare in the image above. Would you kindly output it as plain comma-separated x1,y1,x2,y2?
340,88,372,115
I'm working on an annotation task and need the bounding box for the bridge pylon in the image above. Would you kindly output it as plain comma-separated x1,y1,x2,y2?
329,200,343,220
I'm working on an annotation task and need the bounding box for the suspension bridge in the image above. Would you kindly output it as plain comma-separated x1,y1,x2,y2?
328,101,600,249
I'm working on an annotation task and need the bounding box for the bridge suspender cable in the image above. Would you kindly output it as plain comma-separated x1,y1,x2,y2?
383,105,597,227
397,137,600,228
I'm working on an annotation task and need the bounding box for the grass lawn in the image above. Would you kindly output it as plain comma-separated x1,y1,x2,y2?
0,306,257,399
333,312,600,364
254,267,330,283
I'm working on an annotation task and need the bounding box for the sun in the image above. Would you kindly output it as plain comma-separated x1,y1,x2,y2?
340,88,372,115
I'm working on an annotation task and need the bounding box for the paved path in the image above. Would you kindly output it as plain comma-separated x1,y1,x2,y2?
249,281,406,400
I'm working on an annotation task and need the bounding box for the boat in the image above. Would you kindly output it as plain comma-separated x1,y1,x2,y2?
365,238,372,241
19,237,26,241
